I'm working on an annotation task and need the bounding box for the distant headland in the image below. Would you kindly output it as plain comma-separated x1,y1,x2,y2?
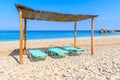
99,29,120,33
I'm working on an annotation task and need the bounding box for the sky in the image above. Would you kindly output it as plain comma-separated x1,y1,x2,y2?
0,0,120,30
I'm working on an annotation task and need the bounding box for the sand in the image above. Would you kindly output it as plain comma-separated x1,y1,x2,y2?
0,36,120,80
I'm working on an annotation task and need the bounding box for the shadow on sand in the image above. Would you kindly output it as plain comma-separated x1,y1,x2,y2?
9,48,81,64
48,54,65,59
67,53,81,56
9,49,20,64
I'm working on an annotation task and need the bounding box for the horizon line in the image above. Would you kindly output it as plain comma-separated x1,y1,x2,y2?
0,30,100,31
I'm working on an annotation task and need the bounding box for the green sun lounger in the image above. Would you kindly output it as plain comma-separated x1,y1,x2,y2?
28,49,47,61
47,47,69,56
61,46,85,52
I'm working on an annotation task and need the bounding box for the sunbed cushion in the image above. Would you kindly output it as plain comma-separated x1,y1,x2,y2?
62,46,85,51
28,49,47,57
77,48,85,51
47,47,68,54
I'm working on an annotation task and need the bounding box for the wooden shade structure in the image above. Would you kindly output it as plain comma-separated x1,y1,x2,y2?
16,4,98,64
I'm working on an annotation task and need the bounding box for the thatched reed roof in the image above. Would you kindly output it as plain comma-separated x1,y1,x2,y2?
16,4,98,22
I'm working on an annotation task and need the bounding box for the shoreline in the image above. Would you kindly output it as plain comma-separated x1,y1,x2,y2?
0,35,120,43
0,36,120,57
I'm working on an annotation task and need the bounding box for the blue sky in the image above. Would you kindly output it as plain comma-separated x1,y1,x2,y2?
0,0,120,30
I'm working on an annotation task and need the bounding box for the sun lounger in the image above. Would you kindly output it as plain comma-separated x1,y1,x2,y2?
47,47,69,56
61,46,85,53
28,49,47,61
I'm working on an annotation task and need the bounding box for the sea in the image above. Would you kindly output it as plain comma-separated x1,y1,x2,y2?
0,30,120,41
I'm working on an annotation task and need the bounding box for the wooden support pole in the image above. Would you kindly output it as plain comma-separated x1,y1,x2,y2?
74,21,77,47
91,17,94,55
23,18,27,55
19,10,23,64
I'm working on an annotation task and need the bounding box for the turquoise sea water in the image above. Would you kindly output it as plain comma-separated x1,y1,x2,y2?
0,30,120,41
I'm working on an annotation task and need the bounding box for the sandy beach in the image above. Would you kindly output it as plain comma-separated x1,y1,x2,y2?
0,36,120,80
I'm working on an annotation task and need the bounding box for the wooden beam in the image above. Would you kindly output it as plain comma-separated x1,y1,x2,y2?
91,17,94,55
19,10,23,64
23,18,27,55
74,21,77,47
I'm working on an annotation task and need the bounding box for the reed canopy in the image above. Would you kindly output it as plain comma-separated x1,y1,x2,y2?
16,4,97,21
15,4,98,64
